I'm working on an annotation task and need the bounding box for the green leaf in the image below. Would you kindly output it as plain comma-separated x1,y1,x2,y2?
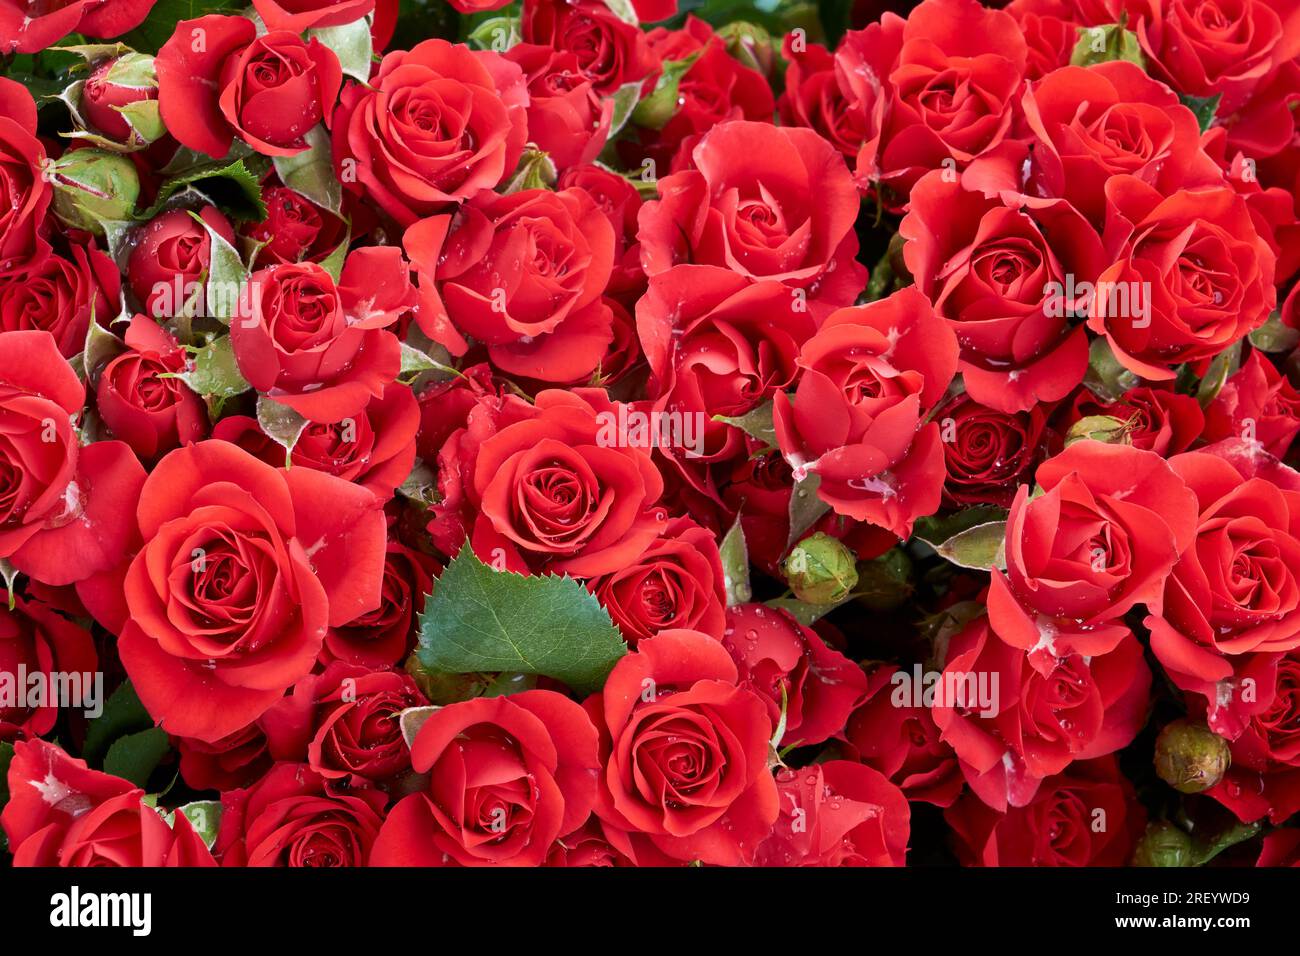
631,52,702,129
1196,342,1241,407
0,559,19,609
82,316,125,386
934,520,1008,571
913,506,1008,547
1069,23,1145,68
1083,335,1140,401
1179,92,1222,134
466,15,521,52
140,158,267,223
501,147,557,194
274,125,342,216
187,209,247,324
417,543,627,695
1190,819,1261,866
787,471,830,549
256,395,310,459
83,680,155,767
719,515,752,606
600,0,638,25
104,727,171,787
168,799,221,848
397,458,438,507
714,399,776,452
607,81,644,138
764,594,854,627
309,17,374,83
174,334,249,412
1249,311,1300,353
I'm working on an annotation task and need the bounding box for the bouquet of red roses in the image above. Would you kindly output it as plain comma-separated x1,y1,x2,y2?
1,0,1299,870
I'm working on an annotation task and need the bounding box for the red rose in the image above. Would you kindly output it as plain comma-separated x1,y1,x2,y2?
0,331,145,586
875,0,1027,196
0,590,97,738
504,44,613,172
158,16,343,157
96,314,209,461
403,187,616,382
989,441,1197,660
556,163,646,300
723,604,869,748
231,247,415,423
176,723,274,792
586,629,778,866
1088,179,1276,379
846,663,964,807
637,120,867,319
212,379,419,498
1258,828,1300,866
589,516,725,646
945,757,1145,865
964,61,1222,227
325,539,440,667
241,185,348,267
0,0,159,55
372,690,599,866
127,206,237,320
216,762,387,866
1146,444,1300,734
0,239,119,357
773,286,959,538
1,739,215,867
935,391,1051,508
117,440,387,741
1203,350,1300,459
468,389,667,577
0,78,51,277
932,613,1151,809
251,0,389,36
80,54,159,143
754,761,910,866
521,0,658,95
900,170,1106,413
261,660,425,785
1060,385,1204,457
332,39,529,226
543,819,632,867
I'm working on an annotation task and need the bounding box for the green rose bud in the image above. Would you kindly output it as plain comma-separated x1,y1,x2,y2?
784,532,858,604
717,22,775,76
1154,719,1231,793
49,148,140,236
1065,414,1131,447
1132,821,1193,867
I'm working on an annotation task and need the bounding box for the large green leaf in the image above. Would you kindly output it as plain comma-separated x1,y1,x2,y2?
103,727,171,787
417,544,627,695
83,680,155,767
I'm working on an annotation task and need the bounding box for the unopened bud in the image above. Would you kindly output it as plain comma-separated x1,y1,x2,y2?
784,532,858,604
49,148,140,235
1154,719,1231,794
1131,821,1193,867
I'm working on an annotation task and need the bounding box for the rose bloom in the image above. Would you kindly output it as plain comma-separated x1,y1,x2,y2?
216,763,387,866
0,330,144,586
230,247,415,423
117,440,387,742
332,39,529,226
1088,179,1276,380
544,819,632,867
933,613,1151,809
0,590,97,738
251,0,398,40
1203,351,1300,459
158,14,342,157
461,388,668,577
945,757,1145,866
175,722,275,793
503,44,613,172
1059,385,1204,457
521,0,658,95
773,286,959,538
636,265,815,505
261,660,426,785
963,60,1222,227
0,78,51,276
0,0,158,55
989,441,1197,660
403,187,616,383
900,170,1106,413
0,240,119,357
586,629,778,866
241,185,348,267
1146,443,1300,735
324,539,440,667
935,392,1051,508
589,517,725,646
212,379,419,498
127,206,237,320
754,761,910,866
1259,829,1300,866
96,314,209,462
846,663,964,807
372,690,599,866
637,120,867,319
556,163,646,300
723,604,869,748
1,739,215,867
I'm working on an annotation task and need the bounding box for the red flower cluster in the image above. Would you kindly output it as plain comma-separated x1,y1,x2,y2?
3,0,1300,871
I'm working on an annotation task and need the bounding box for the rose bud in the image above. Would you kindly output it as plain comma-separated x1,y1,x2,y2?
1132,821,1194,868
717,21,775,77
127,206,236,319
1064,414,1131,448
1155,719,1232,794
79,53,163,146
783,532,858,605
48,148,140,235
